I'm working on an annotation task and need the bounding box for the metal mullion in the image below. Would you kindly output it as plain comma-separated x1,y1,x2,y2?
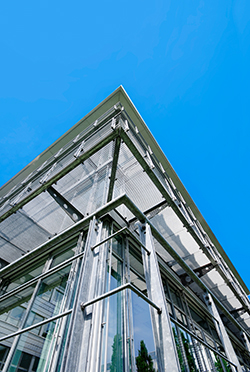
1,254,52,372
91,226,127,251
120,129,249,315
45,232,85,372
182,291,203,369
199,327,217,372
59,217,97,372
126,237,136,372
167,282,190,372
0,249,85,303
170,317,237,369
0,129,119,224
0,309,72,343
123,236,128,372
0,105,122,211
1,279,43,372
96,223,110,372
103,224,113,372
179,299,204,372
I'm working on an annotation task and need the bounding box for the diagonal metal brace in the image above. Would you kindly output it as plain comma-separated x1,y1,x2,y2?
47,186,84,222
81,282,161,314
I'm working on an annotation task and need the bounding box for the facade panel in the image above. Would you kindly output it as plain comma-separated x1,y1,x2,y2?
0,87,249,371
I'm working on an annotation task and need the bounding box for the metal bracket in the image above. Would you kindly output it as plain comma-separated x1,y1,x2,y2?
47,186,84,222
81,282,161,314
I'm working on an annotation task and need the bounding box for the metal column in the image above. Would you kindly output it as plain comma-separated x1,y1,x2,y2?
139,222,181,372
61,216,103,372
203,292,242,372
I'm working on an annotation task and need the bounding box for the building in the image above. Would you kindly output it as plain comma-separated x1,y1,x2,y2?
0,86,250,372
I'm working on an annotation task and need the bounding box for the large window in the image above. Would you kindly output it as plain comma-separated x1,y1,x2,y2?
0,235,85,372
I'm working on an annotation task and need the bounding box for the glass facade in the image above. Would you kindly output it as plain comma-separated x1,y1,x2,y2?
0,87,250,371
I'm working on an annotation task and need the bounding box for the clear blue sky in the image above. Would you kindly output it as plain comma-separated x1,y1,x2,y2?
0,0,250,289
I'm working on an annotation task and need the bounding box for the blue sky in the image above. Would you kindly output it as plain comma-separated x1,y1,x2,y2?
0,0,250,289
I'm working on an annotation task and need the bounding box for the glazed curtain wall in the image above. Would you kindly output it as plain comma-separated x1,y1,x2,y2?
0,219,249,372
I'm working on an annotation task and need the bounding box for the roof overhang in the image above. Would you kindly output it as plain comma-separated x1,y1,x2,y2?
0,85,248,294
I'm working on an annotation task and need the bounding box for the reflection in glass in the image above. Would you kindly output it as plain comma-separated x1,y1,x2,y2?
131,291,158,371
8,319,59,372
0,344,10,371
50,239,79,269
129,244,147,294
0,284,36,339
179,329,198,372
25,265,71,330
0,260,46,296
101,236,123,372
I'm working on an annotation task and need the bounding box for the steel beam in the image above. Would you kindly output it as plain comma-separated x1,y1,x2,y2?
1,193,249,345
0,129,119,223
107,136,121,202
120,128,250,317
47,186,84,222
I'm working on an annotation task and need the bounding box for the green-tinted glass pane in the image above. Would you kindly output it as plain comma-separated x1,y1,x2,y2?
112,236,122,258
0,284,36,339
25,265,71,329
110,254,122,290
171,322,185,372
131,291,158,371
170,288,183,310
175,307,187,326
8,319,60,372
50,239,80,269
179,328,199,372
105,292,124,372
129,245,147,294
0,260,46,296
0,344,10,371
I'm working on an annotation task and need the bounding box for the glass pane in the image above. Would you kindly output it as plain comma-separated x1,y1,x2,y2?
110,254,123,291
0,343,10,371
178,328,199,372
25,265,71,329
50,239,80,269
175,307,187,326
171,322,186,372
0,284,36,339
7,317,68,372
170,288,183,310
131,291,158,371
112,236,122,258
129,244,147,294
101,291,124,372
212,352,233,372
106,237,123,293
0,259,46,296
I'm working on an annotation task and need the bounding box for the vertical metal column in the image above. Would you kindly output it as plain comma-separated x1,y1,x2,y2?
61,216,103,372
139,222,181,372
241,331,250,354
203,292,242,372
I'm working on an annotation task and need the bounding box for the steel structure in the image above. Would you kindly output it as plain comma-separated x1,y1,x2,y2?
0,86,250,372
